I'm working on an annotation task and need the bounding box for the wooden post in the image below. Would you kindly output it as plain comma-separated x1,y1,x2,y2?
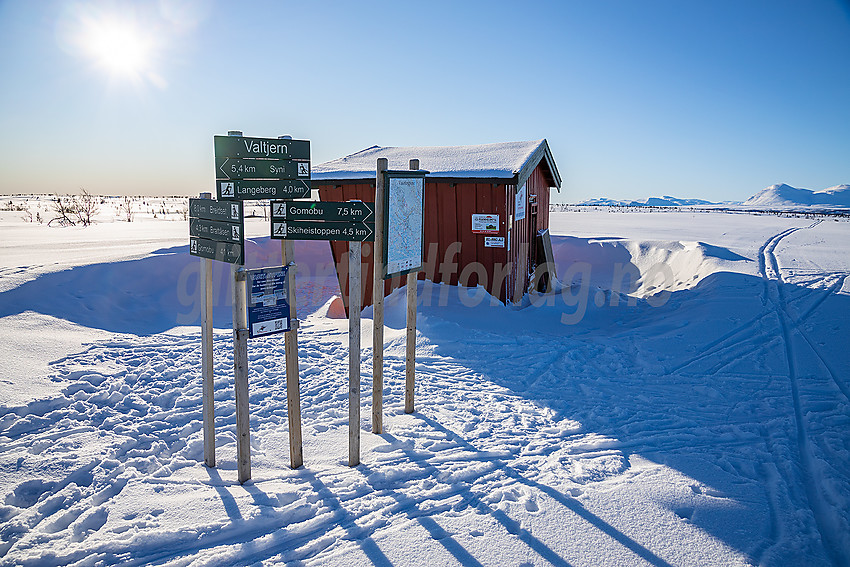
405,159,420,414
282,239,304,468
348,239,362,466
232,266,250,484
372,158,388,434
200,192,215,467
405,272,416,413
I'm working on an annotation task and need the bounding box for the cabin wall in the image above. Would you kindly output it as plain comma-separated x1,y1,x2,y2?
316,167,550,312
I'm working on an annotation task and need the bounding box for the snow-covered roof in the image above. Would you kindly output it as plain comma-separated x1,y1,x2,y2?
312,140,561,189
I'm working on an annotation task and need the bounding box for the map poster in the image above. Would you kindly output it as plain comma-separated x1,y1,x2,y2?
383,171,427,279
471,214,500,234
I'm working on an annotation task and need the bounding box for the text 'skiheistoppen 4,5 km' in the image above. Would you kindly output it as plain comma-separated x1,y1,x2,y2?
270,200,375,242
271,220,375,242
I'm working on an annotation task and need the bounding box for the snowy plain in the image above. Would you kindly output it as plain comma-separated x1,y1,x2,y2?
1,196,849,566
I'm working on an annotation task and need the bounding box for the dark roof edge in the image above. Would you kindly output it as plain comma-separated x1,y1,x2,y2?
515,139,562,192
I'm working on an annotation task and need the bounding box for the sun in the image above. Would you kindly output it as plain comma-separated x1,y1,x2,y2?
84,19,151,77
81,16,154,80
64,7,166,89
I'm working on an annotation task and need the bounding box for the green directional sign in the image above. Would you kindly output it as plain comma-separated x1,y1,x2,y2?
271,220,375,242
216,157,310,181
214,135,310,161
189,198,243,222
271,201,374,222
190,237,244,264
217,179,311,201
190,217,243,243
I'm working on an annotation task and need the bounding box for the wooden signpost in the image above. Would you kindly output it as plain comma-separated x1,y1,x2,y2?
271,198,372,466
189,194,245,469
193,131,310,483
373,160,427,434
195,133,428,475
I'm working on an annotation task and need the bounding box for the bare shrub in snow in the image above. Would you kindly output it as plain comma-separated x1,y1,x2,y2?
74,189,99,226
49,195,77,226
120,196,135,222
47,190,99,227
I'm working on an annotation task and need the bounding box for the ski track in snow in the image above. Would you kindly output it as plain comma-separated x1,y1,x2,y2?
756,222,850,566
1,211,849,566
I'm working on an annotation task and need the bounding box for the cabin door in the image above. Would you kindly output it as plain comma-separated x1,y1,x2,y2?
528,195,539,280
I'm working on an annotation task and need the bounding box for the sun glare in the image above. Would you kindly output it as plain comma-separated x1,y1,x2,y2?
68,9,166,89
85,20,151,76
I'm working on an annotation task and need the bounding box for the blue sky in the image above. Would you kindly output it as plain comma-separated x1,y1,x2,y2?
1,0,848,203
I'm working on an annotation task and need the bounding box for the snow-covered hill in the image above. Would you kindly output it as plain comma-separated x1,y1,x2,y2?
744,183,850,209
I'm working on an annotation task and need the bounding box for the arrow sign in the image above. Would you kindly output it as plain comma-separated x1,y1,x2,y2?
190,237,244,264
215,136,310,160
190,218,243,243
217,179,311,201
216,157,310,180
271,201,374,222
271,220,375,242
189,198,243,222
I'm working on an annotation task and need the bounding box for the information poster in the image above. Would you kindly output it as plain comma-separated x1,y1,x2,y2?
246,266,290,338
515,183,527,221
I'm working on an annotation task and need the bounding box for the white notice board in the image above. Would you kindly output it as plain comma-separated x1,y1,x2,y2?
384,174,425,278
515,183,527,221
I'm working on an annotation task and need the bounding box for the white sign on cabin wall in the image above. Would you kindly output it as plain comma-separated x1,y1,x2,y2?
515,183,527,221
471,214,500,234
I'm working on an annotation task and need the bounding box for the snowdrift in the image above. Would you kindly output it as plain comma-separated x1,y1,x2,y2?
0,238,340,334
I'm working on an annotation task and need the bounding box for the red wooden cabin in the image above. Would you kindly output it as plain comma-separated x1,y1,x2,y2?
312,140,561,311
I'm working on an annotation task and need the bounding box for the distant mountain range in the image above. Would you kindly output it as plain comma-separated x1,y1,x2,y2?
576,196,733,207
574,184,850,209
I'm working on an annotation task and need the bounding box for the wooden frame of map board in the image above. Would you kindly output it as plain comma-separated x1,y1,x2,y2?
381,169,428,279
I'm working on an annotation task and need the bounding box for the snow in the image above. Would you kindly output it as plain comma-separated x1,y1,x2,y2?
743,183,850,209
1,197,849,566
312,140,547,181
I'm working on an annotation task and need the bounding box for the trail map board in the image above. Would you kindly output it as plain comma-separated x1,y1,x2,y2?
382,170,427,278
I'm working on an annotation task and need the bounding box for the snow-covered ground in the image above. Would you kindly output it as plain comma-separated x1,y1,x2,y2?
1,198,849,566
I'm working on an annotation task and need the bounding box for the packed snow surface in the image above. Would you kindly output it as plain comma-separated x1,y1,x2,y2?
1,198,849,566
